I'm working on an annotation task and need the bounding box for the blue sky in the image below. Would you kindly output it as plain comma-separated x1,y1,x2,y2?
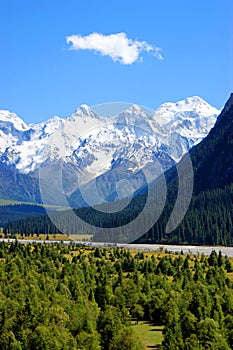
0,0,232,123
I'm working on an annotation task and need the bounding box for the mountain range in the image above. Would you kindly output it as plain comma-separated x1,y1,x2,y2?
3,93,233,245
0,96,220,206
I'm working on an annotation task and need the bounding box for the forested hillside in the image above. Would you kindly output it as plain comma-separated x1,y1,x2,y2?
0,242,232,349
0,204,48,226
139,184,233,245
143,93,233,244
4,184,232,245
191,93,233,194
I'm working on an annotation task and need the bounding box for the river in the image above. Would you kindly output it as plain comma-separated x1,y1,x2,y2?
1,238,233,257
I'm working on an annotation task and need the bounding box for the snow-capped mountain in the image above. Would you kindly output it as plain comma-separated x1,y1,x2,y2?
0,96,220,205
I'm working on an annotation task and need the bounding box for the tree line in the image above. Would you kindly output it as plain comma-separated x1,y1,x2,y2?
3,183,233,245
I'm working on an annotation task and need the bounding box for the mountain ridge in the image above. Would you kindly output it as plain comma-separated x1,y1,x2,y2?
0,96,220,205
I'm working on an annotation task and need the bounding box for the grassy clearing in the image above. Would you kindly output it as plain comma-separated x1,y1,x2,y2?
13,233,93,242
69,234,93,241
15,233,72,241
0,199,68,211
227,271,233,281
131,321,163,349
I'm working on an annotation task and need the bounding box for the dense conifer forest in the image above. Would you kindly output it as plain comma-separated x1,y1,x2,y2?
3,183,233,245
0,241,232,349
0,204,47,226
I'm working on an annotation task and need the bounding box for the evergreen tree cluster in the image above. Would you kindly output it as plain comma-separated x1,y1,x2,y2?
0,204,47,226
140,184,233,245
0,242,232,349
4,184,233,245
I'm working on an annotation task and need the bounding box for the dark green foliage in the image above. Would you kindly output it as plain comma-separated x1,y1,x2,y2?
5,184,233,245
0,204,48,226
0,242,232,349
109,327,144,350
191,94,233,193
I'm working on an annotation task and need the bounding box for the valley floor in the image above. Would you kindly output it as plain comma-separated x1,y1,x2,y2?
1,235,233,257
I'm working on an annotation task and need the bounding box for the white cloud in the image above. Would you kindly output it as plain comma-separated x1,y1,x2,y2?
66,32,163,65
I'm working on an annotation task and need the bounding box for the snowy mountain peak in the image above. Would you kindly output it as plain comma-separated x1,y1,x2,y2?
183,96,206,104
41,116,64,135
79,104,92,113
175,96,219,113
47,115,62,124
73,104,102,119
0,110,28,131
129,104,144,112
119,104,149,119
152,96,220,125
